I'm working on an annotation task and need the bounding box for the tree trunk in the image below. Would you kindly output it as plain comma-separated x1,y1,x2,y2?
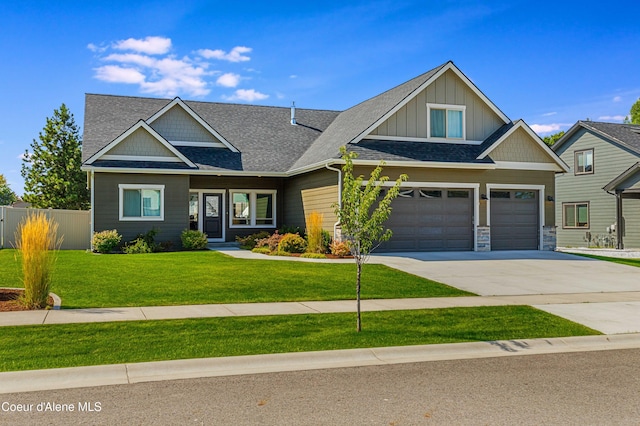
356,258,362,332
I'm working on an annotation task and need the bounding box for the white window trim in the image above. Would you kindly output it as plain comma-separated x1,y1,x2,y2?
486,183,545,250
119,184,165,221
229,189,277,228
426,103,466,141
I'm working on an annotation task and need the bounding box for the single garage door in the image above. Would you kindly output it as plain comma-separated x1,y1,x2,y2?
379,188,474,252
490,190,539,250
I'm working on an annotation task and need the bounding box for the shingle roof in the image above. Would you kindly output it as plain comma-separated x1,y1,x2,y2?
83,94,340,172
552,121,640,155
290,62,449,170
346,140,494,164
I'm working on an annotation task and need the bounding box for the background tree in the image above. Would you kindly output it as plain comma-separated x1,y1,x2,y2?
624,98,640,124
21,104,89,210
542,131,565,146
0,174,18,206
334,147,407,332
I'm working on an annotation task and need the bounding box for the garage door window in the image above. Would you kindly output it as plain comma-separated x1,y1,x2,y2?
399,189,414,198
515,191,536,199
563,202,589,228
490,191,510,199
447,190,469,198
419,190,442,198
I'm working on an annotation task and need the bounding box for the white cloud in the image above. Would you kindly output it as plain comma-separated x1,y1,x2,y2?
613,96,622,102
598,115,626,121
94,65,146,84
289,74,298,79
18,152,31,162
216,73,241,88
223,89,269,102
530,123,569,135
541,111,557,117
113,36,172,55
197,46,252,62
87,43,107,53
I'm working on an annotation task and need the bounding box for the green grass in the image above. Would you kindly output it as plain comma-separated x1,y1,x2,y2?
573,253,640,267
0,250,471,308
0,306,600,372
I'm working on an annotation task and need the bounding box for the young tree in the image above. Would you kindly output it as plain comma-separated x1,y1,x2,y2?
334,147,407,331
0,174,18,206
624,98,640,125
21,104,89,210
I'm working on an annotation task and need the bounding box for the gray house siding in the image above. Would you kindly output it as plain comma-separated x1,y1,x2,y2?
283,169,339,233
555,128,640,248
189,175,285,242
93,173,189,245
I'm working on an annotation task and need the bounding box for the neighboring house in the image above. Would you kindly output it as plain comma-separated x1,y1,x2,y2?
552,121,640,249
81,61,567,252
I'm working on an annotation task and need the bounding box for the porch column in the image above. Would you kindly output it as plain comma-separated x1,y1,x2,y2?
616,190,624,250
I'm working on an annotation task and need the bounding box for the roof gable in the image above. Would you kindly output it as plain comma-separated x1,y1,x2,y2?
84,120,197,167
553,121,640,156
147,98,238,152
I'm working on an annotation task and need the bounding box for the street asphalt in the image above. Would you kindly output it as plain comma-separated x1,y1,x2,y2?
1,248,640,395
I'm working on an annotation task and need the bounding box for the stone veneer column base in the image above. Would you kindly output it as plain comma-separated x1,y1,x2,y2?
477,226,491,251
543,226,557,251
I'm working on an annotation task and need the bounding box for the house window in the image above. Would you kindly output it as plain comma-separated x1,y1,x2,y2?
119,184,164,221
230,190,276,227
563,202,589,228
427,104,465,139
575,149,594,175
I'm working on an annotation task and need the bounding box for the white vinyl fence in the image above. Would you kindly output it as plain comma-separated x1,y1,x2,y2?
0,206,91,250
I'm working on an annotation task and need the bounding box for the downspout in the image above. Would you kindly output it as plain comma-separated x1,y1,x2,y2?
325,163,342,240
90,170,95,251
0,205,4,249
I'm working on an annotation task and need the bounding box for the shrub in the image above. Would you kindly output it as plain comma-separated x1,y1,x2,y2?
330,240,351,257
305,212,325,254
256,231,283,252
14,212,62,309
251,247,271,255
321,230,332,253
123,229,160,254
278,233,307,254
181,229,208,250
300,253,327,259
279,225,303,236
92,229,122,254
236,231,270,250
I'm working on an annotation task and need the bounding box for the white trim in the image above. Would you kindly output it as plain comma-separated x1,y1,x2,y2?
351,159,496,170
485,183,545,250
426,103,466,140
189,189,226,242
170,140,227,148
118,184,165,221
100,154,183,163
477,120,570,173
493,161,564,171
352,61,510,144
85,121,197,168
361,135,483,145
228,189,277,229
147,98,239,153
368,180,480,251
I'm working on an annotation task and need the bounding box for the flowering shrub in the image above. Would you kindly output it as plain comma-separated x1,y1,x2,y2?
236,231,270,249
330,240,351,257
256,231,284,252
92,229,122,254
181,229,208,250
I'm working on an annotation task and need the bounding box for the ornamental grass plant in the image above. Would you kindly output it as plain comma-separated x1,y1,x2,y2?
14,212,62,309
306,211,325,253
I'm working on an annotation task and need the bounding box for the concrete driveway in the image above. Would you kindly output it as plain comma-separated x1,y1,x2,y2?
371,250,640,334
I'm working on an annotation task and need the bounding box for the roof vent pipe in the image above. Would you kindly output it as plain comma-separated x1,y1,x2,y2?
290,101,296,125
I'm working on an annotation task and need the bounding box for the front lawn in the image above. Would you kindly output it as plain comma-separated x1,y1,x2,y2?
0,306,599,372
573,253,640,268
0,250,471,308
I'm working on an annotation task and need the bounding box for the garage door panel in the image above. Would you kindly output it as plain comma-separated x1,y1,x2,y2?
380,188,473,252
490,191,539,250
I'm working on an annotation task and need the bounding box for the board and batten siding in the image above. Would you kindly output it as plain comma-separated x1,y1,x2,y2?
107,128,177,158
489,127,555,163
150,105,221,143
369,69,504,142
555,128,640,248
283,169,339,232
93,173,189,244
353,166,555,227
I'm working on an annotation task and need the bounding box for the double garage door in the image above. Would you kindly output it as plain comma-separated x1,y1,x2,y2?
379,187,539,252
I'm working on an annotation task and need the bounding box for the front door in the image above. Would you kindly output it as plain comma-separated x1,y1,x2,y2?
203,193,223,239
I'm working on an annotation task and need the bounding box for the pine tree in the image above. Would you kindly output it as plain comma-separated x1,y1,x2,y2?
0,174,18,206
21,104,89,210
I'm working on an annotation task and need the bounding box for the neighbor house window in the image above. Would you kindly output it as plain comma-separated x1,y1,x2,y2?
119,184,164,221
575,149,594,175
563,202,589,228
230,190,276,227
428,104,465,139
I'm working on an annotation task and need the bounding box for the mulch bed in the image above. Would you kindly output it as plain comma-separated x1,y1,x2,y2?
0,289,53,312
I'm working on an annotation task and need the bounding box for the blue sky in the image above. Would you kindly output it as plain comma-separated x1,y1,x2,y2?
1,0,639,196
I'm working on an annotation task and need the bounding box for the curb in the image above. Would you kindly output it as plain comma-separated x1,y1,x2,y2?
0,288,61,310
2,333,640,394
